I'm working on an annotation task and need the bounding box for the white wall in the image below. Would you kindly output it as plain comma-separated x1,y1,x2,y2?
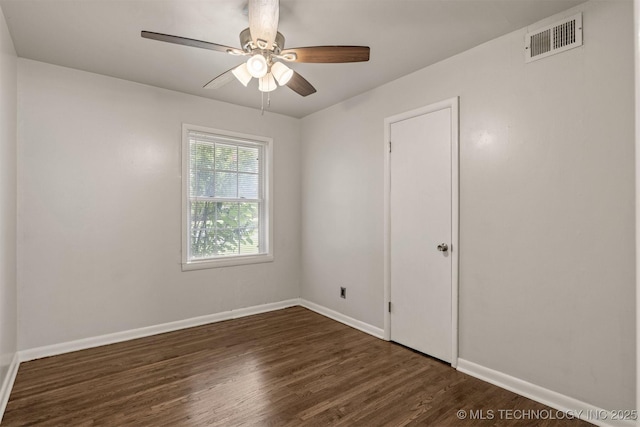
635,0,640,415
17,59,301,350
633,0,640,409
301,0,635,411
0,4,17,399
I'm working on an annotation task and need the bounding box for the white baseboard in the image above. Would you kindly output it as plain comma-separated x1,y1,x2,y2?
18,298,386,362
19,299,301,362
457,359,636,427
299,299,384,339
0,352,20,423
2,299,382,423
7,305,630,427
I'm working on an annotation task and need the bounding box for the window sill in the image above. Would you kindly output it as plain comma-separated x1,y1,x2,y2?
182,253,274,271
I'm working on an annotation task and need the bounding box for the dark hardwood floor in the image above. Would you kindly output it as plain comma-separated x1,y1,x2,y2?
3,307,591,426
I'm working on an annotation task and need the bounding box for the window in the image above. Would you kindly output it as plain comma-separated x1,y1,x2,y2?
182,124,273,270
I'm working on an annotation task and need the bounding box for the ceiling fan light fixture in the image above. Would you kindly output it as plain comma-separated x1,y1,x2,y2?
141,0,369,100
271,62,293,85
258,73,277,92
232,63,252,87
247,54,268,78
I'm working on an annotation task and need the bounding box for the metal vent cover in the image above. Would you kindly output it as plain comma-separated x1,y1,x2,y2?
525,13,582,63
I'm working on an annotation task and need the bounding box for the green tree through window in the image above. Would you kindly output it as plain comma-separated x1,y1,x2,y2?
187,130,265,260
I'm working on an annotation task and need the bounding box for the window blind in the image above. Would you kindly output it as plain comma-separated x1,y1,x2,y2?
187,130,265,260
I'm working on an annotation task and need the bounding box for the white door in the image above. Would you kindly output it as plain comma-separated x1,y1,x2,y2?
389,107,452,363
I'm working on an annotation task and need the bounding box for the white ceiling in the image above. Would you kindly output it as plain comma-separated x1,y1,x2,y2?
0,0,585,118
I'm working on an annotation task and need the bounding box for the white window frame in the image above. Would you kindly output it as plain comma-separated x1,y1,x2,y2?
181,123,273,271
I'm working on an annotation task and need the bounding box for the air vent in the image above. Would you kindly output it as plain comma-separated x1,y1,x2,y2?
525,13,582,63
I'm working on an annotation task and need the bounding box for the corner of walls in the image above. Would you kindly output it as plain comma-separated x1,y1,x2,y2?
0,4,18,422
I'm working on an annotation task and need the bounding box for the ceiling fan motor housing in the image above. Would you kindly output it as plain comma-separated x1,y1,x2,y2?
240,28,285,55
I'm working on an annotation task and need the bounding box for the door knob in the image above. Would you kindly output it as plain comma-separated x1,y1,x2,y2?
437,243,448,252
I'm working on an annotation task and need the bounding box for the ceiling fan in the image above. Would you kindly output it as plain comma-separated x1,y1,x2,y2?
141,0,370,98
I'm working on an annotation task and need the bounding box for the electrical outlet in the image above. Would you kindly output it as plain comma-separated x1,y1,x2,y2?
340,287,346,299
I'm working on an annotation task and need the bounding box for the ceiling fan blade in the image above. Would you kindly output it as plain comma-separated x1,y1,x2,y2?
203,68,237,90
248,0,279,49
141,31,241,54
286,71,316,97
280,46,370,63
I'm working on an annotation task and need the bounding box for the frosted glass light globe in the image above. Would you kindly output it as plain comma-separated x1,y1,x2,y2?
258,73,277,92
247,55,268,78
271,62,293,86
231,63,252,87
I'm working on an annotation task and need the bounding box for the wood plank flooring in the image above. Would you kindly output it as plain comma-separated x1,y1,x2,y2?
3,307,591,426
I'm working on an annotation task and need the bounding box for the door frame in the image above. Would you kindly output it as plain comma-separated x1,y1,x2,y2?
383,97,460,368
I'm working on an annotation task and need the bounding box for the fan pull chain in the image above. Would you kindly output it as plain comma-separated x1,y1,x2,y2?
259,86,272,116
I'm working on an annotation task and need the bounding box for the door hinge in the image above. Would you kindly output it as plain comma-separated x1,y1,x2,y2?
389,141,392,153
388,301,392,312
